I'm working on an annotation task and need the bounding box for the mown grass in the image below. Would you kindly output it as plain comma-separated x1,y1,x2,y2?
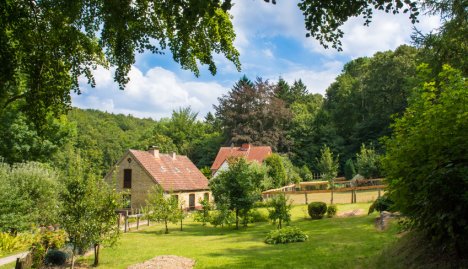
79,203,399,269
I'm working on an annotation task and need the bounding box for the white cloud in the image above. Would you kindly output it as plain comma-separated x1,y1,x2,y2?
231,1,440,58
267,60,343,95
73,66,229,119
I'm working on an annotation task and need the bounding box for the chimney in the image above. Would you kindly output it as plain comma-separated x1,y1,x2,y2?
240,143,251,151
148,146,159,158
171,152,176,160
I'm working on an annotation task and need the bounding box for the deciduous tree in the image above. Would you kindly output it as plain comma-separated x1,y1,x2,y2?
209,157,264,229
383,64,468,257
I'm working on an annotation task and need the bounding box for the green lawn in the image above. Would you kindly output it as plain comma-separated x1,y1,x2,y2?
80,203,398,269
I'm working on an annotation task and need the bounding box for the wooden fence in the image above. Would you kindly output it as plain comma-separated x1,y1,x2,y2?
262,178,386,204
116,208,148,233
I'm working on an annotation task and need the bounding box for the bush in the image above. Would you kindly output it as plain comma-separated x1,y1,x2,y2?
253,200,268,208
344,159,356,180
326,204,337,218
248,209,269,223
0,232,32,255
265,227,308,244
44,249,68,266
368,196,394,215
308,202,327,219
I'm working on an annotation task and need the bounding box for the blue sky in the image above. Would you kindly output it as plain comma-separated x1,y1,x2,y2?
73,1,440,120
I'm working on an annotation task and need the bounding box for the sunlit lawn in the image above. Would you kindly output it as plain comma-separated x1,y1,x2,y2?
79,203,398,269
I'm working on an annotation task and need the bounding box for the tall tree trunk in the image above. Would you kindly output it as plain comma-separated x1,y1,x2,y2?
331,180,334,204
235,208,239,230
93,243,100,266
165,220,169,234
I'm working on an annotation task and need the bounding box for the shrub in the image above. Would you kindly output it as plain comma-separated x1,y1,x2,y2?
0,232,32,255
265,227,308,244
344,159,356,180
248,209,269,223
253,200,268,208
368,196,394,215
308,202,327,219
44,249,68,266
267,194,292,229
326,204,337,218
193,199,212,226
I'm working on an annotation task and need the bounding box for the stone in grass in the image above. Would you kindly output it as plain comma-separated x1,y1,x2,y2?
127,255,195,269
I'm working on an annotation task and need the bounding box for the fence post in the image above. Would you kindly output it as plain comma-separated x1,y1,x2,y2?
353,189,357,203
124,211,128,233
378,189,381,198
137,215,140,230
304,193,308,204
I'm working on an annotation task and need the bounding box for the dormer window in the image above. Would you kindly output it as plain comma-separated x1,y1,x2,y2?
123,169,132,188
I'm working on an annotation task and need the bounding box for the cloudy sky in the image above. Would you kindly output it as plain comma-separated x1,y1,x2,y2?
72,1,440,120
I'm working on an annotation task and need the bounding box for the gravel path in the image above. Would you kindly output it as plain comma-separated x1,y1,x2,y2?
0,251,29,266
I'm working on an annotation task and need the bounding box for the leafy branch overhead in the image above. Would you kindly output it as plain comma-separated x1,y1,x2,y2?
266,0,420,50
0,0,240,127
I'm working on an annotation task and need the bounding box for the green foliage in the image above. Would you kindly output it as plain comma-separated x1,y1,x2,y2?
383,64,468,256
308,202,328,219
145,186,180,234
368,196,394,215
297,165,314,181
264,226,308,245
316,145,339,181
297,0,419,50
0,161,60,233
209,201,235,228
215,77,292,152
326,204,337,218
44,249,68,266
200,166,212,179
0,232,33,256
344,159,356,180
356,144,381,179
0,0,239,128
245,209,269,223
59,153,121,266
209,157,264,229
31,229,67,268
194,199,212,226
267,194,292,229
264,153,287,188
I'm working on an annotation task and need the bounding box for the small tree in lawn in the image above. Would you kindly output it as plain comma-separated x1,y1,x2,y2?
60,154,121,268
356,144,381,179
316,145,339,204
196,198,212,226
209,157,264,229
267,194,292,229
87,178,121,266
145,186,180,234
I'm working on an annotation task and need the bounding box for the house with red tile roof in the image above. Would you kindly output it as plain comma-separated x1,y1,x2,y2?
211,144,272,177
105,147,210,210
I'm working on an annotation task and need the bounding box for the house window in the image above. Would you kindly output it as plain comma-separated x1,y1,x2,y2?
123,194,131,208
204,193,209,201
123,169,132,188
189,194,195,210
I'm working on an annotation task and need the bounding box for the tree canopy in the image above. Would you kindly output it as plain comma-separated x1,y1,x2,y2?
383,64,468,257
0,0,240,128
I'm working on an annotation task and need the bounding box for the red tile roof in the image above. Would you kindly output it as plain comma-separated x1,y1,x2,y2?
129,150,209,192
210,144,272,172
